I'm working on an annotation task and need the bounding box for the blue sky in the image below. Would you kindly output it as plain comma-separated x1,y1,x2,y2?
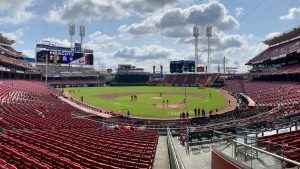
0,0,300,72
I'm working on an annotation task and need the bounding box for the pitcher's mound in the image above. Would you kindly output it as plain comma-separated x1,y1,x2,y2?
155,103,186,110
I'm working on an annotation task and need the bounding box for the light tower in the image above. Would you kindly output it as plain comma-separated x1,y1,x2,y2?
223,56,226,74
79,25,85,52
69,23,75,48
206,25,212,73
193,25,199,72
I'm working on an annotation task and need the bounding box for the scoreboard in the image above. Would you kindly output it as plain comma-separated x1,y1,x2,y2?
170,60,195,73
36,43,93,65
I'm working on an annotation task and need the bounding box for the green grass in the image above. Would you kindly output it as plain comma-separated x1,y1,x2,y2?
69,86,224,119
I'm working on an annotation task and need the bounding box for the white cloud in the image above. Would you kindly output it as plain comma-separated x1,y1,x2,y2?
41,0,260,73
2,29,25,44
206,41,267,73
42,38,71,47
117,45,180,72
41,34,263,73
279,7,300,20
92,44,184,72
119,1,239,38
85,31,122,50
113,44,180,62
177,31,246,54
265,32,282,39
46,0,180,24
179,33,267,73
21,49,35,58
0,0,35,24
235,7,245,17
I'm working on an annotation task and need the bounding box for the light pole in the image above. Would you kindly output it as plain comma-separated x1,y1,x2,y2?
193,25,199,72
206,25,212,73
184,84,187,103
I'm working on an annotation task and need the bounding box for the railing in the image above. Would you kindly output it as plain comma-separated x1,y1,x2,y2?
233,140,300,168
167,128,186,169
212,130,300,169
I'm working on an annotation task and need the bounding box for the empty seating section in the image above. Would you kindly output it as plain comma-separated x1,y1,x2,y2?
0,44,24,59
248,38,300,64
0,54,33,70
272,63,300,75
249,63,300,76
0,158,17,169
0,80,59,104
163,73,219,86
0,129,158,169
37,65,98,77
47,79,104,85
0,80,159,168
257,130,300,168
224,80,300,106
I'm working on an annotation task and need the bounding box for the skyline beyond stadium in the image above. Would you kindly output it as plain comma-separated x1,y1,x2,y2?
0,0,299,72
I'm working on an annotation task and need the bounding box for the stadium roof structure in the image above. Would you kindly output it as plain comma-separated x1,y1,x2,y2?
0,33,15,45
263,26,300,46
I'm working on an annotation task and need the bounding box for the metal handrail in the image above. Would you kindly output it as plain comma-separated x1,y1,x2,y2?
167,128,186,169
233,140,300,167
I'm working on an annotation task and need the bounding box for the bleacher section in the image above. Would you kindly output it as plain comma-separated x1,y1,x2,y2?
0,80,159,168
0,54,33,70
249,63,300,76
0,35,40,79
163,73,219,86
246,26,300,80
224,80,300,106
36,65,104,87
37,65,98,78
257,130,300,168
247,38,300,65
0,44,24,59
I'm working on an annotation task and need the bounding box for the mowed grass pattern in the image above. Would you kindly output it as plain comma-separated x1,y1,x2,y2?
70,86,224,118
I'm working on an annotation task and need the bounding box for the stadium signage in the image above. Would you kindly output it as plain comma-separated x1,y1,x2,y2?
36,44,94,65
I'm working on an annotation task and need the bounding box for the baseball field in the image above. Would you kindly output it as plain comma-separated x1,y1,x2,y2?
69,86,227,119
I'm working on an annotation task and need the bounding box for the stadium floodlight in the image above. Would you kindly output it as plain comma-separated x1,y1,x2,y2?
69,23,75,48
223,56,226,74
69,24,75,35
80,25,85,37
206,25,212,73
80,25,85,52
193,25,200,72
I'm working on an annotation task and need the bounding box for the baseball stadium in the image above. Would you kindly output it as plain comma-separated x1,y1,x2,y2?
0,1,300,169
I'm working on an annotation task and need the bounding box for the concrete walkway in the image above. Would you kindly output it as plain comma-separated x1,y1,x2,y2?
153,136,170,169
173,136,211,169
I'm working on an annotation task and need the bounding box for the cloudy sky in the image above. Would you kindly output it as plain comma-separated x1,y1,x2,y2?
0,0,300,72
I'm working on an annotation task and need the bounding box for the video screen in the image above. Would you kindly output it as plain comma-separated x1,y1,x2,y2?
170,60,195,73
36,44,93,65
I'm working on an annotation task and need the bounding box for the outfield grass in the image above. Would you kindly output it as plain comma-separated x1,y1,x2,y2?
69,86,224,119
